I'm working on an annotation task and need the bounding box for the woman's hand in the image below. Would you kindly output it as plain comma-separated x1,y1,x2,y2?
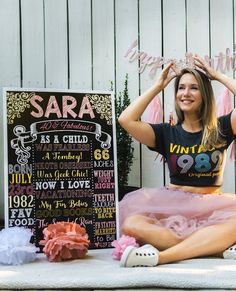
194,54,221,80
154,62,177,91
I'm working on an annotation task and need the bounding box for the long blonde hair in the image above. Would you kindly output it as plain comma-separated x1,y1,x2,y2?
174,68,225,149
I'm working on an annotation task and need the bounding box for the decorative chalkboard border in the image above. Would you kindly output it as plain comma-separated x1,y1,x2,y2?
3,88,118,250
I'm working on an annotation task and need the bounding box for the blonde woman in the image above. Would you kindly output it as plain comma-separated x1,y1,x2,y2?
118,55,236,267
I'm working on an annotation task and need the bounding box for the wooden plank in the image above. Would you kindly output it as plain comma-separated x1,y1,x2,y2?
68,0,92,90
92,0,114,91
44,0,68,88
21,0,45,88
139,0,164,187
186,0,209,55
210,0,235,193
0,0,21,220
0,0,21,88
210,0,234,97
115,0,140,187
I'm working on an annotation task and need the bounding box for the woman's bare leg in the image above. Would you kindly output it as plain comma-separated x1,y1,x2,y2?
122,215,182,250
158,217,236,264
122,215,236,265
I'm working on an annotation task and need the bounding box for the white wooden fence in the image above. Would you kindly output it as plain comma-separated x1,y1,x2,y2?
0,0,235,219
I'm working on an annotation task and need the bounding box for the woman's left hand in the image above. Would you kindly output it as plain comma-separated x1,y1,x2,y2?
194,54,221,80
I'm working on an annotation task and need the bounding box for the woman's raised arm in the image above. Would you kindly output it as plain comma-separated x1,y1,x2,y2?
118,62,176,147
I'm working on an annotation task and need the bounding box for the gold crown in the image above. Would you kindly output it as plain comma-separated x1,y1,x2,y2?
172,53,196,74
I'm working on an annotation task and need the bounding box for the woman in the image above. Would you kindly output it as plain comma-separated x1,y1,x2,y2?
118,54,236,267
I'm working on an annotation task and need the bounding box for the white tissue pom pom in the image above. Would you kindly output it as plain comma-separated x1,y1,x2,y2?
0,227,39,265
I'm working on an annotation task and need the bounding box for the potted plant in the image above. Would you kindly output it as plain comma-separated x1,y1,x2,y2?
114,74,137,201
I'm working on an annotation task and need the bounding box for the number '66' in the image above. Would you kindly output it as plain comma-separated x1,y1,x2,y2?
94,149,110,160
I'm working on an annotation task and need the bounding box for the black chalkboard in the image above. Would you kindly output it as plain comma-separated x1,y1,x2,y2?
4,89,118,250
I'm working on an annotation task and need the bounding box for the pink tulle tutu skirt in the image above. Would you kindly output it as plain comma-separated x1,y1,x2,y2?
119,187,236,239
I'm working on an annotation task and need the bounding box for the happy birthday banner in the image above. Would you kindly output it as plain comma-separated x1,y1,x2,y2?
4,89,118,250
125,40,236,77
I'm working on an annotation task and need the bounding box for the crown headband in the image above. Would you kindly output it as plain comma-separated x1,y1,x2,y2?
172,53,196,74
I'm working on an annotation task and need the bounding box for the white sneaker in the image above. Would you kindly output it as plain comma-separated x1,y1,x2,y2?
139,244,158,252
223,244,236,259
120,244,159,267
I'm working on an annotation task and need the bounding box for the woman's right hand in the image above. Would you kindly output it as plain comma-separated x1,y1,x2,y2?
154,62,177,91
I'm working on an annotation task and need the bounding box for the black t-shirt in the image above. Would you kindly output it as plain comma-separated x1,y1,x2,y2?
148,112,236,187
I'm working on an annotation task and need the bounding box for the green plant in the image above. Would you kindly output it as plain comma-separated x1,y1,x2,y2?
114,74,134,187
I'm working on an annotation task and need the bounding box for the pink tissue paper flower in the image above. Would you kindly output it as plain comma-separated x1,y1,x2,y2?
111,235,139,260
40,221,90,262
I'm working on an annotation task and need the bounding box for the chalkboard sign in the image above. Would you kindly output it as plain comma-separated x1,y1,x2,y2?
3,88,118,250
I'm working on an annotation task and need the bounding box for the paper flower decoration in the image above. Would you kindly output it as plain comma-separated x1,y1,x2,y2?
111,235,139,260
40,221,90,262
0,227,38,265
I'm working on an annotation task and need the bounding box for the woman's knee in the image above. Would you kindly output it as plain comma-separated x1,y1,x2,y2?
121,215,147,237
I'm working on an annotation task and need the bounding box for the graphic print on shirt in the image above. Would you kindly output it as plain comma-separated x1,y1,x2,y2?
169,143,224,179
